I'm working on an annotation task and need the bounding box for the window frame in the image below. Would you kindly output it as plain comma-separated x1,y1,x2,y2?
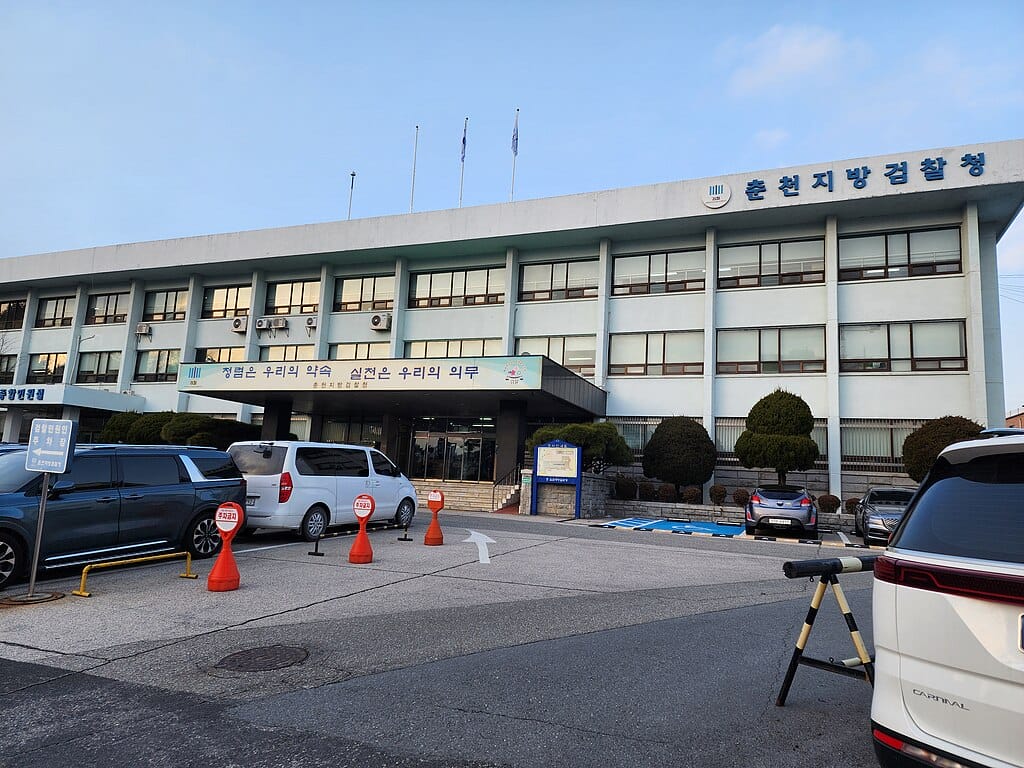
611,250,706,296
838,226,962,282
142,289,188,322
519,259,600,302
329,342,391,361
716,326,826,374
0,299,27,331
607,331,704,376
201,284,252,319
839,320,967,372
407,267,505,308
514,335,596,377
333,274,395,312
26,352,67,384
85,292,129,325
0,354,18,384
258,345,315,362
75,350,122,384
264,279,321,316
35,296,76,328
133,349,180,383
195,347,246,364
717,239,825,289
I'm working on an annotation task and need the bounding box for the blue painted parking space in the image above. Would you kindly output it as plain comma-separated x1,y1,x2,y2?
594,518,746,537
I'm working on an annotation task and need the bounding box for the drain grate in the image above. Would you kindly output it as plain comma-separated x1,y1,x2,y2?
214,645,308,672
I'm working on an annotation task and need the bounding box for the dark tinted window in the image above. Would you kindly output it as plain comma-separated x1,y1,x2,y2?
0,451,35,492
757,487,803,501
191,455,243,479
64,456,115,491
228,445,287,475
336,448,369,477
120,455,187,487
866,489,914,504
295,447,344,476
370,451,398,477
892,453,1024,564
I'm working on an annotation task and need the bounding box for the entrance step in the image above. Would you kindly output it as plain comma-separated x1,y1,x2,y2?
410,480,497,512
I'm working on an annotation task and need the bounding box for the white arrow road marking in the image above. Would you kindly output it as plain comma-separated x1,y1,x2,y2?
463,530,496,564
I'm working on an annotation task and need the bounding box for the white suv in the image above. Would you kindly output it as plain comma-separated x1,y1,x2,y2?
871,433,1023,768
228,441,417,540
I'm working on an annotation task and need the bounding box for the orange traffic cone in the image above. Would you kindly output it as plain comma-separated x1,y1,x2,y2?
208,502,242,592
349,515,374,564
424,489,444,546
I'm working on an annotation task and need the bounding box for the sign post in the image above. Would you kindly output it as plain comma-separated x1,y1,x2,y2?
531,440,583,518
8,419,77,604
349,494,375,564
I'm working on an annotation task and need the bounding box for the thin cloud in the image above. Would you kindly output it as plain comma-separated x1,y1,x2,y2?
754,128,789,149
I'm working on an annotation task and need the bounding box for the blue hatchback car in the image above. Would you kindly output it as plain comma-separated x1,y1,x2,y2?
0,444,246,590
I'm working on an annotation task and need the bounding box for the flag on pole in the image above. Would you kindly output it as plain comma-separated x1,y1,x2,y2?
511,110,519,157
461,118,467,163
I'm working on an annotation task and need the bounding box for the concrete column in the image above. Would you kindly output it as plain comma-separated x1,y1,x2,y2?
963,203,989,426
593,238,612,389
11,289,38,385
389,257,408,359
501,247,519,355
824,215,842,496
702,228,717,491
495,400,527,481
978,222,1004,426
61,406,81,421
1,409,23,442
62,284,90,385
176,274,204,412
308,412,325,442
261,399,294,440
117,280,146,395
380,413,401,457
237,270,265,424
313,263,332,359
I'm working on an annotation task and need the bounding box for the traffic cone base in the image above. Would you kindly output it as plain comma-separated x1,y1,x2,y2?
348,520,374,563
424,510,444,546
207,545,240,591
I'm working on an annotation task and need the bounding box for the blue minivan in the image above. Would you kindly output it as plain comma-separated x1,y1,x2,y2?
0,444,246,590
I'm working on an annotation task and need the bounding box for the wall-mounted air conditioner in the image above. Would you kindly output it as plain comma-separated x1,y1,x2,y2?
369,312,392,331
269,317,289,330
254,318,271,331
135,322,152,336
304,316,318,329
230,316,248,333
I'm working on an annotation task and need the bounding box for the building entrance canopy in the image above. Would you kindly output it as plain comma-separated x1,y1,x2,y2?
177,356,606,420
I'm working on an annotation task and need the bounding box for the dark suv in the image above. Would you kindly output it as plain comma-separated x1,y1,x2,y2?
0,444,246,590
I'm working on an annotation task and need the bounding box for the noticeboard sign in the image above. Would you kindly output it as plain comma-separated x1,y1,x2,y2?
25,419,77,474
536,445,579,480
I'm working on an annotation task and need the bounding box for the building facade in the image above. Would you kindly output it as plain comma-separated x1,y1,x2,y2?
1,140,1021,497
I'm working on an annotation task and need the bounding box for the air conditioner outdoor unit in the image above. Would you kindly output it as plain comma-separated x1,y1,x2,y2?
121,389,135,396
304,316,318,329
269,317,289,330
369,312,392,331
230,316,249,333
254,318,271,331
135,322,152,336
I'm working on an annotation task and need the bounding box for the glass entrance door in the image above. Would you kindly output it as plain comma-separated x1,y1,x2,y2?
406,419,495,481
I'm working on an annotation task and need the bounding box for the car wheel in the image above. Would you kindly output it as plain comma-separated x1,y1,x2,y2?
745,523,757,535
185,513,222,558
0,532,24,590
393,498,415,528
804,527,819,540
300,506,329,542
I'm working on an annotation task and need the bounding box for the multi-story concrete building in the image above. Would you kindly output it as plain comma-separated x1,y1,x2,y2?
1,139,1021,498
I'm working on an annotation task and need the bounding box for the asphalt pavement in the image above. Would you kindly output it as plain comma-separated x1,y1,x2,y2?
0,511,879,767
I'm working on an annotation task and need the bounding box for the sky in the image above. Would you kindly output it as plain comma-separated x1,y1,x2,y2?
1,0,1022,411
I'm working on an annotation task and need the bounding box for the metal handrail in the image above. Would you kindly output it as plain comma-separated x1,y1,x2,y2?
491,464,522,511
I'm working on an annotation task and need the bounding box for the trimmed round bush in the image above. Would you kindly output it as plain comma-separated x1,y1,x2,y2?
657,483,677,503
680,485,702,504
709,484,727,506
97,411,143,443
125,412,176,445
186,431,218,447
901,415,983,482
817,494,841,515
161,413,217,445
845,497,860,515
638,480,658,501
732,488,750,507
641,417,716,494
614,474,638,501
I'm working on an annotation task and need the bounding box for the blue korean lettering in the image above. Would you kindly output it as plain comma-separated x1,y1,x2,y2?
779,175,800,197
744,179,767,201
36,389,44,400
846,166,871,189
960,152,985,176
811,170,834,192
884,161,908,185
920,157,947,181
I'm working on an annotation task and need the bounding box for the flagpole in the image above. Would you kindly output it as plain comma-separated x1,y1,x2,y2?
458,117,468,208
510,108,519,202
347,171,356,220
410,124,419,213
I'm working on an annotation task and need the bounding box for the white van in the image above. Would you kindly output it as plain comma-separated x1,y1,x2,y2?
227,441,418,540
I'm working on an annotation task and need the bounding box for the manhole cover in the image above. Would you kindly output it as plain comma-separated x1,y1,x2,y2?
214,645,308,672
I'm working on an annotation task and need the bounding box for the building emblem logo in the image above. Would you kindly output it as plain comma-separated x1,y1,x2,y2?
503,360,527,384
702,182,731,209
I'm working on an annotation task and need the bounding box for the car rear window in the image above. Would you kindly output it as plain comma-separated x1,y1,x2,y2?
228,445,287,475
190,455,243,480
891,453,1024,564
0,451,35,492
758,488,803,501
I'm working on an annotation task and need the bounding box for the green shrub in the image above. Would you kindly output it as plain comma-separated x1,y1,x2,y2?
657,483,677,503
161,413,217,445
527,421,633,472
97,411,143,443
732,488,750,507
208,419,262,450
125,412,176,445
901,415,983,482
734,390,819,485
680,485,702,504
641,416,716,494
614,474,638,500
709,484,727,506
845,497,860,515
638,480,658,501
817,494,841,515
186,431,218,447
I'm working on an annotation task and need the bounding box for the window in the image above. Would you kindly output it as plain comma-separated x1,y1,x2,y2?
515,336,596,376
612,250,705,295
608,331,703,375
335,448,370,477
120,455,187,486
201,285,251,319
190,455,243,480
519,260,599,301
134,349,180,382
0,355,16,384
27,353,67,384
408,267,505,308
195,347,246,364
0,299,26,330
76,351,121,384
259,345,314,362
370,451,399,477
329,342,390,361
85,293,129,325
839,320,966,372
143,289,188,321
334,275,395,312
718,240,824,288
406,338,502,358
840,418,923,472
35,296,76,328
265,280,320,315
839,227,960,281
63,455,114,491
606,416,665,459
717,326,826,373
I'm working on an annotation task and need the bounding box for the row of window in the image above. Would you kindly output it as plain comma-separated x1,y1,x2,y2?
0,227,964,329
4,319,965,386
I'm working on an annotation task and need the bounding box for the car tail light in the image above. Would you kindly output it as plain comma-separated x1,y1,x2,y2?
800,498,811,506
279,471,293,504
750,494,762,505
873,727,971,768
874,555,1024,607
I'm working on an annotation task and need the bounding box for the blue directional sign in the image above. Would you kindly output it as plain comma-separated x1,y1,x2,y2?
25,419,77,474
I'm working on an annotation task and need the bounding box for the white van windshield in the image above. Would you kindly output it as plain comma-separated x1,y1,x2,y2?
228,445,287,475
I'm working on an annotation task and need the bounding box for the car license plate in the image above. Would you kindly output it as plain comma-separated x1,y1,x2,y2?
767,517,791,526
246,496,257,507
